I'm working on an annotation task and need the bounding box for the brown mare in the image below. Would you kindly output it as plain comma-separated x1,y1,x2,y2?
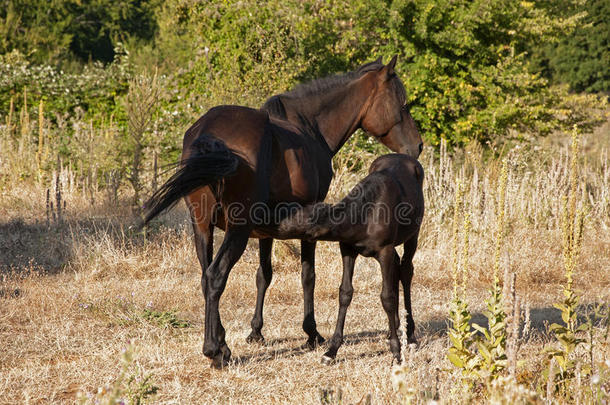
267,153,424,363
142,56,423,368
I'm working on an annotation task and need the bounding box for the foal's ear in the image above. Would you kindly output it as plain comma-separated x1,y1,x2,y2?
380,55,398,79
374,56,383,64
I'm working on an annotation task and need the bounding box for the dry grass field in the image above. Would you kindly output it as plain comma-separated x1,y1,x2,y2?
1,121,609,403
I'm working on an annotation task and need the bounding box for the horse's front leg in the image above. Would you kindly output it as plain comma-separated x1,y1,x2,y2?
322,243,357,364
301,239,325,348
203,225,250,369
247,237,274,343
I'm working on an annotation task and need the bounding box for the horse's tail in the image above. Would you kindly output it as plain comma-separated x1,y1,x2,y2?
141,135,239,226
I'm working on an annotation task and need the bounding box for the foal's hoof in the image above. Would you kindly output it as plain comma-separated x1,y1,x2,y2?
246,331,265,344
210,352,230,369
303,333,325,350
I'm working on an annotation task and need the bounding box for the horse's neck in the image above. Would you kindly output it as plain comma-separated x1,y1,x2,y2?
285,79,373,155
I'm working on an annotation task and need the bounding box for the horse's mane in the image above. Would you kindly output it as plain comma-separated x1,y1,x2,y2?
261,60,392,120
282,62,383,100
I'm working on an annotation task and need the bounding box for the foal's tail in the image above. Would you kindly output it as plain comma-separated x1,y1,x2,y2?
141,135,239,226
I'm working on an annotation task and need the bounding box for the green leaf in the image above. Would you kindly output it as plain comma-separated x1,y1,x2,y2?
447,352,464,368
449,333,464,351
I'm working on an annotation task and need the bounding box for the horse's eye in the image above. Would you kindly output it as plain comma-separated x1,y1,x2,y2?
418,143,423,154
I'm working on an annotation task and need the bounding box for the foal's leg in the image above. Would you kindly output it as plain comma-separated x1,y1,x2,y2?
301,240,325,348
247,237,274,343
376,246,401,363
322,243,357,364
203,225,250,369
400,235,418,344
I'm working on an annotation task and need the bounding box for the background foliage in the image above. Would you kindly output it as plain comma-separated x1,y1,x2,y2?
531,0,610,93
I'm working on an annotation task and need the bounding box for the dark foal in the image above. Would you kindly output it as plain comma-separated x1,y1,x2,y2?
269,154,425,363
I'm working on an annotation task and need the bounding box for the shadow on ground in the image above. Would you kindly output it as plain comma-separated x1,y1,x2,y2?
0,212,178,274
230,303,609,366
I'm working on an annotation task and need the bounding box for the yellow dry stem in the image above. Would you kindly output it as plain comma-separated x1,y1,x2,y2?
36,99,44,172
451,178,464,298
460,212,471,298
7,96,14,135
561,126,585,291
493,160,508,284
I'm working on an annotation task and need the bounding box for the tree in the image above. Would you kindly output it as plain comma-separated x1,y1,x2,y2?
0,0,158,65
534,0,610,93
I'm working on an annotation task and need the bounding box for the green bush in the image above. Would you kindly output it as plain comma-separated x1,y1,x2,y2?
0,47,131,119
0,0,158,64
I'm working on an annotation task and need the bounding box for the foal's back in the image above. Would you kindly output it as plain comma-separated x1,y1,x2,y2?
343,153,424,255
370,153,424,241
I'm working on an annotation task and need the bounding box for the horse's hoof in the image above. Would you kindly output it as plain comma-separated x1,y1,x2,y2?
303,333,325,350
246,331,265,344
210,352,230,369
321,354,334,365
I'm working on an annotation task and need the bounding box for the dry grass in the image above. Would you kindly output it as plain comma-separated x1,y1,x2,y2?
1,121,610,403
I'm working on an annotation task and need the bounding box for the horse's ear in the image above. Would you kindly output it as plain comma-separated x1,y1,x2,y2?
387,55,398,75
379,55,398,80
374,56,383,64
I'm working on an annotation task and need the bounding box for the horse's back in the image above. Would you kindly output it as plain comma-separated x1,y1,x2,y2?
182,105,270,166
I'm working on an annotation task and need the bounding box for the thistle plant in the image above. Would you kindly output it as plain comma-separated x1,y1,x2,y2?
79,342,158,405
472,161,509,380
447,180,480,384
544,127,587,397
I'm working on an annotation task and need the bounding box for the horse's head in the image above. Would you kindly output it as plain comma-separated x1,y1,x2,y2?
360,56,407,138
377,105,423,159
358,56,422,159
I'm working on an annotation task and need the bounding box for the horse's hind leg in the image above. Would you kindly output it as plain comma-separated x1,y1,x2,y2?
322,243,357,364
247,237,273,343
186,189,216,294
192,223,235,359
400,234,419,344
301,240,325,348
192,222,214,294
203,225,251,368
